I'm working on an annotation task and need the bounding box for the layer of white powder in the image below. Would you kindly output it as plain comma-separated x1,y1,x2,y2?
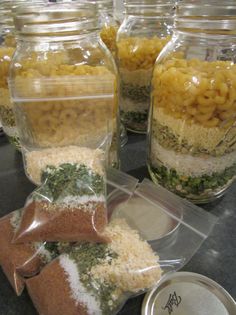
151,138,236,177
25,146,105,185
59,254,102,315
10,210,22,231
61,195,105,208
120,96,149,113
33,242,53,264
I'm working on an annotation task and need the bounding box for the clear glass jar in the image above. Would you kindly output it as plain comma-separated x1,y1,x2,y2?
117,0,174,134
9,2,119,181
96,0,127,149
148,0,236,203
98,0,119,56
0,3,19,149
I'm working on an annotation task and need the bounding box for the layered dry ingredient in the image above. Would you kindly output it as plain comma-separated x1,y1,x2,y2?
11,51,116,149
117,36,170,133
0,34,20,148
26,219,162,315
0,209,64,295
13,147,108,243
149,58,236,202
100,25,118,55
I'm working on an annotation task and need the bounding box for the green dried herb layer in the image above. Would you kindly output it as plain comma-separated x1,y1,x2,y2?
121,110,148,132
8,135,21,151
152,119,236,157
34,242,72,265
121,82,150,103
69,243,120,315
38,163,105,201
0,106,15,127
150,161,236,200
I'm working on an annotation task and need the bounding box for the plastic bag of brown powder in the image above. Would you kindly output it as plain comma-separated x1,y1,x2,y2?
0,209,67,296
13,147,108,244
26,218,162,315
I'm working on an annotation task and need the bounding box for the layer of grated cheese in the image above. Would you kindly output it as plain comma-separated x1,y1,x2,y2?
153,107,229,152
90,218,162,293
25,146,105,185
120,68,152,86
151,138,236,177
121,96,149,112
59,254,102,315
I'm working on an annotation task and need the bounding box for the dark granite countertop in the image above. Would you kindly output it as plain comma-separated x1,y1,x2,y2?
0,132,235,315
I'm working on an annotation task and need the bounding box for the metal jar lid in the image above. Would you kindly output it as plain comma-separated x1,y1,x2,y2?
142,272,236,315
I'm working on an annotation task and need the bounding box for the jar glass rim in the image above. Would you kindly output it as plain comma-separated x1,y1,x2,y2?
176,1,236,32
124,0,175,16
13,2,99,36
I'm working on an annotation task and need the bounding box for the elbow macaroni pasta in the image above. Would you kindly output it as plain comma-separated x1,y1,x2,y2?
152,58,236,129
11,52,117,148
100,25,118,54
117,36,171,71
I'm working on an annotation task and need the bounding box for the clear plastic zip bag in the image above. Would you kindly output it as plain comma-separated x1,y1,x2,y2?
25,174,217,315
12,148,108,243
113,179,218,273
12,162,137,244
0,209,70,296
9,73,118,178
0,170,137,297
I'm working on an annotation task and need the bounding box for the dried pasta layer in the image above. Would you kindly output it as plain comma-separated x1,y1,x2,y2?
152,58,236,129
11,60,116,148
0,46,15,89
100,25,118,53
26,219,161,315
117,36,170,71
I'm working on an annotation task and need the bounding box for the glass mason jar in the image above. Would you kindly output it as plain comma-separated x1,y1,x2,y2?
117,0,175,134
98,0,119,56
96,0,127,148
148,0,236,203
9,2,119,181
0,4,20,149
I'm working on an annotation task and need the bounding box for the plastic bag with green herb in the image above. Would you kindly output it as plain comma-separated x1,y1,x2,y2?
12,147,108,244
0,209,68,296
26,218,162,315
26,171,217,315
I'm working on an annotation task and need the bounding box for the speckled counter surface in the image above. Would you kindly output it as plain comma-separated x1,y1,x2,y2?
0,132,235,315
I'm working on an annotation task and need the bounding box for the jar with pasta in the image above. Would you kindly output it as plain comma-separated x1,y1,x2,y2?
96,0,127,149
148,0,236,203
0,3,19,149
8,2,119,181
96,0,119,56
117,0,174,133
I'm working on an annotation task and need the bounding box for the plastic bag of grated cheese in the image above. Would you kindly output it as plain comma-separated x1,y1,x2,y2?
26,218,162,315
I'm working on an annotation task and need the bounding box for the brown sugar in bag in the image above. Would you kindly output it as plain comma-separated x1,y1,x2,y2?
26,219,162,315
0,210,62,296
13,147,108,244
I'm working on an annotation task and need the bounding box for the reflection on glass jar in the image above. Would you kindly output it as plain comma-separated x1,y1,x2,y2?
97,0,119,55
117,0,174,134
0,4,20,149
148,1,236,203
9,2,119,182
